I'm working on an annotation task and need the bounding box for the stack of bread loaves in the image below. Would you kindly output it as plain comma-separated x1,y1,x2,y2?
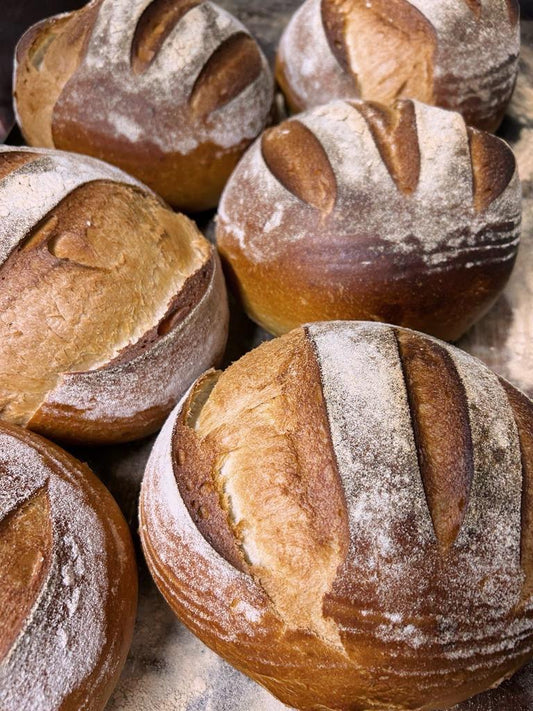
1,0,531,709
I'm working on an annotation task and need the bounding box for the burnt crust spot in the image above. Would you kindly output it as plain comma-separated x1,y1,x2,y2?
189,32,263,119
261,120,337,213
0,485,53,663
468,127,516,213
499,379,533,601
131,0,201,74
395,330,474,551
351,99,421,195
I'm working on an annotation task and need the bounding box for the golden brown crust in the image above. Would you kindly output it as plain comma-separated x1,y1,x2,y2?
0,147,228,444
277,0,520,132
217,99,521,341
140,322,533,710
14,0,274,212
0,421,137,710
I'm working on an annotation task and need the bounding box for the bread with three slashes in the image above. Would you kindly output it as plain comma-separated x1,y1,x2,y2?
217,99,521,340
140,320,533,711
0,421,137,711
13,0,274,211
276,0,520,132
0,146,228,445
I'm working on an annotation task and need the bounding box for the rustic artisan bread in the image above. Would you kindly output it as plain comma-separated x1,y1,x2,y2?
217,99,521,341
0,421,137,711
276,0,520,132
0,145,228,445
140,320,533,711
13,0,274,212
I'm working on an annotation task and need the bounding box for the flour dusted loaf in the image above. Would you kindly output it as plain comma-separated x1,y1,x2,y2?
0,421,137,711
276,0,520,132
13,0,274,212
0,146,228,445
140,320,533,710
217,99,521,340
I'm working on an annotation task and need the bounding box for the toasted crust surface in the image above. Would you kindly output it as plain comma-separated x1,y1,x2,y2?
0,421,137,711
13,0,274,211
140,321,533,710
0,146,228,443
276,0,520,132
217,99,521,340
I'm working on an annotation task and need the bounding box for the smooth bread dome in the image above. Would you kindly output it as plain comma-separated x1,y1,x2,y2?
217,99,521,340
0,422,137,711
276,0,520,132
13,0,274,211
0,146,228,444
140,321,533,711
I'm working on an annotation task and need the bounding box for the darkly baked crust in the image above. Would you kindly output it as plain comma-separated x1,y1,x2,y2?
217,99,521,340
140,321,533,710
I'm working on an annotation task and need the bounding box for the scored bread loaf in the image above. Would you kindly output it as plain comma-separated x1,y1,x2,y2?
276,0,520,132
0,145,228,445
217,99,521,341
0,421,137,711
13,0,274,211
140,320,533,711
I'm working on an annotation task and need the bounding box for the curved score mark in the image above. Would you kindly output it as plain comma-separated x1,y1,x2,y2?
261,120,337,213
468,127,516,213
395,330,474,551
351,99,421,195
0,485,53,662
131,0,202,74
189,32,263,119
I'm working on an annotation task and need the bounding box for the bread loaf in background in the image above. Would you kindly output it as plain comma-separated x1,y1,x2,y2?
13,0,274,212
0,146,228,445
217,99,521,341
276,0,520,132
0,421,137,711
140,320,533,711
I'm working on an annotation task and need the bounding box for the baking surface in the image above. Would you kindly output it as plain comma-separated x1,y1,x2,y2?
2,1,533,709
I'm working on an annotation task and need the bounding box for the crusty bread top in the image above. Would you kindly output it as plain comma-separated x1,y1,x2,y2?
0,146,214,427
277,0,519,129
0,423,134,711
14,0,273,156
218,99,521,271
142,322,533,707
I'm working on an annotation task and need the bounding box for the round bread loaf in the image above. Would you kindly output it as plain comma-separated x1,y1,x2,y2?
140,320,533,711
13,0,274,212
217,99,521,341
276,0,520,132
0,421,137,711
0,145,228,445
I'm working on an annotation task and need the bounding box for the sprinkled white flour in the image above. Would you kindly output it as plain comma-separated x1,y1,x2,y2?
218,100,521,271
307,321,531,667
0,145,143,266
0,433,107,711
54,0,273,155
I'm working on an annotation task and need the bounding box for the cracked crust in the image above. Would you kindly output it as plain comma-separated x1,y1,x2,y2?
140,322,533,710
276,0,520,132
0,146,228,444
13,0,274,211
